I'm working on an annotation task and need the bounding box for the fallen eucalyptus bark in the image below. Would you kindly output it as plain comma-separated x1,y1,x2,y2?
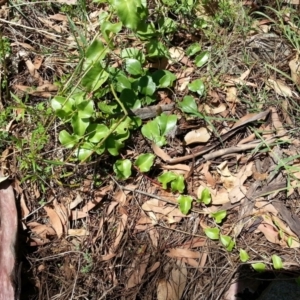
0,174,17,300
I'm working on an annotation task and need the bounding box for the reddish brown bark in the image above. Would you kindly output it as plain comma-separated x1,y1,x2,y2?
0,177,17,300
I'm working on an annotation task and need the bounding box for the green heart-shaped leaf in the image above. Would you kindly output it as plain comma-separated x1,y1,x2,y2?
59,130,80,149
239,249,250,262
195,51,209,68
204,227,220,240
177,195,193,215
188,79,205,96
134,153,155,172
125,58,143,75
113,159,132,180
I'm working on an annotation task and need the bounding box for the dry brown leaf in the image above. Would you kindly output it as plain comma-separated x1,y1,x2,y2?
69,193,83,210
68,228,89,236
49,13,68,21
202,162,216,187
30,224,56,237
161,164,190,173
229,162,253,203
271,215,298,238
126,253,150,289
101,253,116,261
20,193,29,218
53,201,69,233
177,67,194,91
168,47,185,64
80,185,111,213
148,262,160,273
113,189,126,205
44,206,63,238
289,56,300,85
106,201,119,215
181,237,206,248
281,100,293,125
184,127,211,145
11,42,35,51
166,248,201,259
169,260,187,300
267,78,293,97
152,143,171,162
71,210,88,220
111,214,128,251
257,218,280,245
204,104,226,114
255,201,278,215
148,225,159,248
226,87,240,103
157,279,172,300
33,56,43,70
217,161,236,191
211,190,230,205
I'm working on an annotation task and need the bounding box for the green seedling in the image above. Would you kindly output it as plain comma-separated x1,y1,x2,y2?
177,195,193,215
210,210,227,224
197,187,211,205
134,153,155,172
239,249,250,262
158,171,185,193
142,113,177,147
113,159,132,180
220,235,235,252
188,79,205,96
251,262,266,273
111,0,148,30
195,51,209,68
204,227,220,240
272,255,283,270
186,43,202,56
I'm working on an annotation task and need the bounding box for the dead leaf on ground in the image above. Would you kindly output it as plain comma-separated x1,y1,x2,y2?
20,193,30,218
75,185,111,215
226,87,240,103
181,237,206,248
148,262,160,273
256,216,282,245
157,261,187,300
281,100,293,125
229,162,253,203
266,78,293,97
49,14,68,22
217,161,236,191
289,56,300,85
68,228,89,236
184,127,211,145
160,164,191,175
152,143,172,162
28,223,56,238
126,253,150,289
111,214,128,252
204,103,226,114
69,193,83,210
148,225,159,248
166,248,201,259
168,47,185,64
44,206,63,238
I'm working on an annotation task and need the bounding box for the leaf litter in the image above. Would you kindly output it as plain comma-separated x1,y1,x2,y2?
2,0,300,299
